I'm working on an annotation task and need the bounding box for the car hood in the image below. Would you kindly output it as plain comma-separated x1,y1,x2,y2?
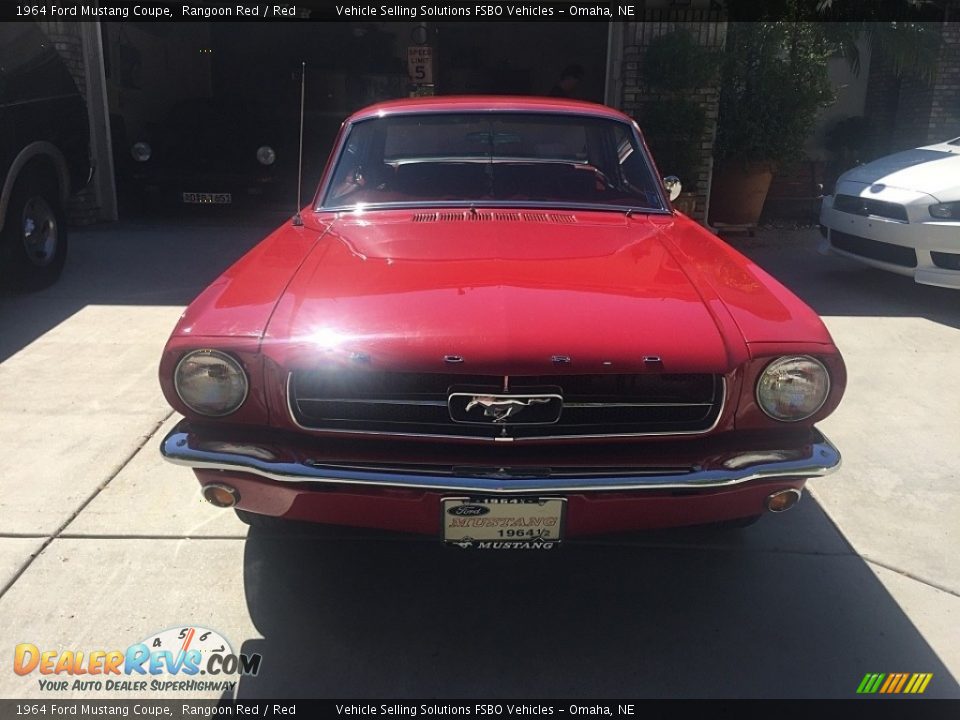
838,140,960,199
263,211,740,374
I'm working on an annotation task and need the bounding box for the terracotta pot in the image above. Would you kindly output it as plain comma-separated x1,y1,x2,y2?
709,161,774,226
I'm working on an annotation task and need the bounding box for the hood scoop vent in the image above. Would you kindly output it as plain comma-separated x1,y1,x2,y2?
412,211,577,224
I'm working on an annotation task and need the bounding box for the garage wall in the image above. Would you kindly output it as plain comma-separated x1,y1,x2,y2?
37,20,116,224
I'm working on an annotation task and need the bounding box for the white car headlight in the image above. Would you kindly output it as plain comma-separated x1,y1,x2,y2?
175,350,248,416
756,356,830,422
131,142,152,162
256,146,276,165
929,201,960,219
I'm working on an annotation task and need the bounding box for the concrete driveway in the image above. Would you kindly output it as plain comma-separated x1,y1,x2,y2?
0,219,957,699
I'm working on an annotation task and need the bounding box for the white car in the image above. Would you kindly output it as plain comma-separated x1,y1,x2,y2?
819,137,960,289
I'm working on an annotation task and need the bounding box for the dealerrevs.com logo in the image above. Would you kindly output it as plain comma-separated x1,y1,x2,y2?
857,672,933,695
14,626,261,693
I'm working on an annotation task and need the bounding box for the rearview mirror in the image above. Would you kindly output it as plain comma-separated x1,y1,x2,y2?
663,176,682,202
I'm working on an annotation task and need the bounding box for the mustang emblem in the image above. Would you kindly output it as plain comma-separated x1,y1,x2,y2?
465,395,552,423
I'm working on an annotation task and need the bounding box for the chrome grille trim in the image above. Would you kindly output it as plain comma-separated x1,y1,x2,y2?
294,397,449,406
302,461,697,479
563,401,715,408
286,373,727,441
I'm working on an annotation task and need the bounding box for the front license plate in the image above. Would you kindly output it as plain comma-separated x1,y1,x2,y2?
442,497,565,550
182,192,232,205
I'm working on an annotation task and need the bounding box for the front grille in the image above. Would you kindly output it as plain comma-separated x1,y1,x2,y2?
831,230,917,268
931,251,960,271
289,371,724,440
833,194,908,222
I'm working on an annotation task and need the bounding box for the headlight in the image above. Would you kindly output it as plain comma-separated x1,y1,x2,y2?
756,356,830,422
131,142,151,162
256,146,276,165
929,201,960,219
174,350,248,417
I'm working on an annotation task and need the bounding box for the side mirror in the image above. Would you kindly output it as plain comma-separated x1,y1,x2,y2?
663,176,682,202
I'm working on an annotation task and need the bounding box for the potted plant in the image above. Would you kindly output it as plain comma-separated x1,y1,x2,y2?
710,22,835,226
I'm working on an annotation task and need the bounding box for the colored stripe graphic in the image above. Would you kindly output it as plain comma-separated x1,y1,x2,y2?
894,673,910,693
857,673,885,693
857,672,932,694
887,673,909,693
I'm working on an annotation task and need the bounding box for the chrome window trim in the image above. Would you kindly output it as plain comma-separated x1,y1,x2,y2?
315,110,671,213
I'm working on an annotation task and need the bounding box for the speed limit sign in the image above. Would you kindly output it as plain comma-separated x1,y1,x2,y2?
407,46,434,84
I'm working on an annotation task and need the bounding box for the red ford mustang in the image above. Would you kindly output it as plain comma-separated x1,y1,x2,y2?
160,96,845,548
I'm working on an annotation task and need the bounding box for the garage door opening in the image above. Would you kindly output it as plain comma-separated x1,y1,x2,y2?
102,21,609,221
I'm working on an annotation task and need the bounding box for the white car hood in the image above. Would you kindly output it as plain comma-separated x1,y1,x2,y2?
838,139,960,200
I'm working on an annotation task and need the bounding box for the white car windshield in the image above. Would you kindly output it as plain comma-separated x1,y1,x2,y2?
319,112,666,212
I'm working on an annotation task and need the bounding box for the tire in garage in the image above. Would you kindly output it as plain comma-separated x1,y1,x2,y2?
0,166,68,292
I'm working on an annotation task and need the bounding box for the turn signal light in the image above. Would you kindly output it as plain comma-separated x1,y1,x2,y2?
202,484,240,508
766,488,801,513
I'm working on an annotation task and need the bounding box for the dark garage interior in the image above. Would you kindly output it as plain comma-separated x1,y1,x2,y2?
102,21,609,219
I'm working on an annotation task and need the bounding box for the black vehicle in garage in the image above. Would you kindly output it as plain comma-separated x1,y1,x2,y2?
0,22,90,291
113,96,294,213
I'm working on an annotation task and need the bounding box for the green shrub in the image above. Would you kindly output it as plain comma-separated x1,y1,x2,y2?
642,30,718,91
716,22,835,166
639,98,706,189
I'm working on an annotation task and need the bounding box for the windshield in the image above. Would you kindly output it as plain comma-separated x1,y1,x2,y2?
319,112,666,212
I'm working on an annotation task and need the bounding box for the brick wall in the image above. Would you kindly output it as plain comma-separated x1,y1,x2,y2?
894,71,936,150
36,20,100,226
614,10,726,223
862,46,903,156
927,20,960,142
868,19,960,153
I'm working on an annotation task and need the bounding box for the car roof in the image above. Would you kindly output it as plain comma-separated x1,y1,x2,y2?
346,95,634,123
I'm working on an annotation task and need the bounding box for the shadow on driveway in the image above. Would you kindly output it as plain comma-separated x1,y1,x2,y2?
0,214,284,363
725,232,960,331
234,496,959,698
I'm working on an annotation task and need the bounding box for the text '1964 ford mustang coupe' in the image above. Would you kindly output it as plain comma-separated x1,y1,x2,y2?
159,97,845,549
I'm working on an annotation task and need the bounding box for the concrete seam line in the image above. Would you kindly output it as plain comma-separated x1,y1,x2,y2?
862,556,960,599
0,411,175,602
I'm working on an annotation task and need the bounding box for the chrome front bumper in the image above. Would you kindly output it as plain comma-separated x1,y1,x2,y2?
160,421,841,495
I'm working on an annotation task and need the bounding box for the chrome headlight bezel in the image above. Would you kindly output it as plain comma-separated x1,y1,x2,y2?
131,141,152,162
755,355,831,423
174,349,249,417
256,145,276,166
